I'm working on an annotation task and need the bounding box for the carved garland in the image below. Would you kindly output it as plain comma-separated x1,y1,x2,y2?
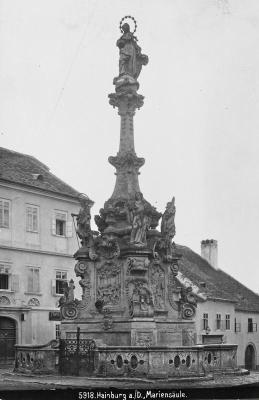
167,267,179,312
150,262,165,310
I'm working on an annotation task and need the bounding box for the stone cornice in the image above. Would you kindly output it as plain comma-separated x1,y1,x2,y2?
0,244,74,258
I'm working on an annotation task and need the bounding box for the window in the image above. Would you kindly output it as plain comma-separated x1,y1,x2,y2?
0,265,9,290
52,211,73,238
248,318,257,333
55,212,67,236
235,318,241,333
216,313,222,330
0,199,10,228
225,314,230,330
203,313,208,330
26,205,39,232
55,271,67,295
55,324,61,340
27,267,40,293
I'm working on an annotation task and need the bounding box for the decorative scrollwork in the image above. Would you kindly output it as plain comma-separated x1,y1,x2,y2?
61,303,79,320
75,261,89,277
179,287,197,319
182,303,196,319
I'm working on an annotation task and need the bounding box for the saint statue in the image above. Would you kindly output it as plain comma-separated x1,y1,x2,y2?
72,194,94,247
117,23,148,80
130,192,151,246
161,197,176,242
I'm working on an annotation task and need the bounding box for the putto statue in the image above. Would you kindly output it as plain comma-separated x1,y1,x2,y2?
116,16,148,81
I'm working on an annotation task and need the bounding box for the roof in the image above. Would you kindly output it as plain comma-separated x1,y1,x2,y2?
0,147,80,200
177,244,259,313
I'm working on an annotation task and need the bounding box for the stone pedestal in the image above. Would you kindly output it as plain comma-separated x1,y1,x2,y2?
130,319,157,346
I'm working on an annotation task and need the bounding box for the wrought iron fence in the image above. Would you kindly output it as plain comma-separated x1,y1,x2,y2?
59,328,96,376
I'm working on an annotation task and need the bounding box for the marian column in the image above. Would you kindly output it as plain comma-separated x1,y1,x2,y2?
95,17,161,244
53,18,240,379
108,18,147,200
59,17,196,357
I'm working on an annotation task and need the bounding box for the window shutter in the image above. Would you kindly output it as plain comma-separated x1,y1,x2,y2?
52,215,56,235
66,221,73,237
28,268,33,292
11,274,19,292
35,268,40,293
51,279,57,295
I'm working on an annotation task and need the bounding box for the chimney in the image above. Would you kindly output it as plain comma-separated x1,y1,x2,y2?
201,239,218,269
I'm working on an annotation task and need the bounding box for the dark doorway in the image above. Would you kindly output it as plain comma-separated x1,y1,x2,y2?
245,344,256,370
0,317,16,364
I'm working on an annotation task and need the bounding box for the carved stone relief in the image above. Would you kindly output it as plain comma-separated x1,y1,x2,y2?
127,257,149,275
28,298,40,307
0,296,11,305
134,331,153,347
126,277,154,317
96,261,121,306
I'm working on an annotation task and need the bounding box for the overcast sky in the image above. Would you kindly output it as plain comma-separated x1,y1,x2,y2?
1,0,259,293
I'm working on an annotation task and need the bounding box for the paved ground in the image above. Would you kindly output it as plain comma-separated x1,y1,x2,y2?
0,367,259,399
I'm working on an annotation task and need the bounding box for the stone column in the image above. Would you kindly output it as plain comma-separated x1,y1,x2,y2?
108,87,145,200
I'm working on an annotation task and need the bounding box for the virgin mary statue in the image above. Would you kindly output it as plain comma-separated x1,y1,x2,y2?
116,23,148,80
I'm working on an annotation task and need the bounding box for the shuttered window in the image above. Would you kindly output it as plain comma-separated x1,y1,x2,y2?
26,205,39,232
0,199,10,228
52,211,67,237
27,267,40,293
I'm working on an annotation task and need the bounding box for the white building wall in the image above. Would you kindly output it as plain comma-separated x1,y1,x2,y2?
196,299,259,368
0,182,80,348
234,311,259,368
196,299,236,344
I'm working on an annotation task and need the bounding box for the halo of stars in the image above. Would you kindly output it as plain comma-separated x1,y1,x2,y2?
119,16,137,34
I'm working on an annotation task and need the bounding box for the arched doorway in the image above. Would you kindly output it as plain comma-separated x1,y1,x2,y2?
0,317,16,364
245,344,256,370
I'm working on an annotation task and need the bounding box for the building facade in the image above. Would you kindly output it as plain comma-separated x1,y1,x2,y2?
0,147,80,363
180,240,259,370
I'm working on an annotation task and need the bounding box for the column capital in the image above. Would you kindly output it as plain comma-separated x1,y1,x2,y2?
108,90,144,115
